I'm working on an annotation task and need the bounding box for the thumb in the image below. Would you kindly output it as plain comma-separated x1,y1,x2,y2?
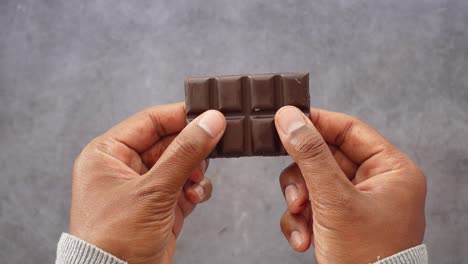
275,106,355,207
142,110,226,192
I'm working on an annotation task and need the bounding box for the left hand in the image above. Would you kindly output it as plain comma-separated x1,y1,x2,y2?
69,103,226,264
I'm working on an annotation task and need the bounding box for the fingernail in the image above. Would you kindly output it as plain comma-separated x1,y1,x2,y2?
285,185,299,206
277,107,306,136
197,110,224,138
193,184,205,198
290,230,303,249
200,160,207,173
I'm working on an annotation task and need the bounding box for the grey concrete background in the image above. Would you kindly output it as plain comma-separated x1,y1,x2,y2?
1,0,467,263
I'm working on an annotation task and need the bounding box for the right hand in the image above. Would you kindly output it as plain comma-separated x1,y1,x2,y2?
275,106,426,264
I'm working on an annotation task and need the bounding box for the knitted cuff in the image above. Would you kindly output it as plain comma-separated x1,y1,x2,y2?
375,244,428,264
56,233,127,264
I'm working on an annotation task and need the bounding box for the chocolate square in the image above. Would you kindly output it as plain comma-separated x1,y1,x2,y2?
250,75,275,111
217,77,243,112
185,78,210,114
282,73,310,111
219,118,244,154
251,117,278,154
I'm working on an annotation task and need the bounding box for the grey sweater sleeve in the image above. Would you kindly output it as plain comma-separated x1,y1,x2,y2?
375,244,428,264
56,233,427,264
56,233,126,264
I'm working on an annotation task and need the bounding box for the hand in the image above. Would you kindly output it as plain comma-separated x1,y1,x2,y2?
69,103,226,264
275,106,426,264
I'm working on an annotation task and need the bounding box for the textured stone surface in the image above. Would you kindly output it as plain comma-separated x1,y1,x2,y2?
1,1,467,263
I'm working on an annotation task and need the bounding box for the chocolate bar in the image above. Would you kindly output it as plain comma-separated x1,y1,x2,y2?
185,73,310,158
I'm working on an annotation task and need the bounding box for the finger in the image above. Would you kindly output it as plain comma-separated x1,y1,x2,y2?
142,136,206,182
184,177,213,203
173,204,185,238
142,138,210,176
280,209,312,252
188,159,208,183
140,134,177,169
104,102,187,153
178,191,196,217
141,110,225,193
279,163,309,214
174,190,200,238
275,106,356,208
327,144,358,180
92,136,149,175
188,168,204,183
310,108,398,165
142,136,206,183
175,178,214,238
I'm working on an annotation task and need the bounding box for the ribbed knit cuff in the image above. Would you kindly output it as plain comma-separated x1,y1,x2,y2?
375,244,427,264
56,233,127,264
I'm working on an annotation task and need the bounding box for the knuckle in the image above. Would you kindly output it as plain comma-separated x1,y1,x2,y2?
134,181,178,206
196,181,213,202
279,166,291,183
93,136,116,155
280,163,299,177
280,213,289,232
293,132,328,161
344,114,361,124
171,133,202,158
73,139,101,170
334,117,356,146
279,164,301,189
203,180,213,193
311,185,354,212
340,113,361,125
202,189,212,202
143,109,168,136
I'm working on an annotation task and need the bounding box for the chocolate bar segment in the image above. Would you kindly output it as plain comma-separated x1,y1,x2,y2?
283,73,310,110
250,75,276,110
251,117,278,154
185,73,310,158
219,118,245,155
217,77,243,112
184,78,210,114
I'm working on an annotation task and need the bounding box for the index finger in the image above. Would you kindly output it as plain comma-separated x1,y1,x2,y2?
103,102,187,153
310,108,396,164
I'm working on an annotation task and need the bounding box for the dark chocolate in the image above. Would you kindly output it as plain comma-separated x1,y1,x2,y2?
185,73,310,158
